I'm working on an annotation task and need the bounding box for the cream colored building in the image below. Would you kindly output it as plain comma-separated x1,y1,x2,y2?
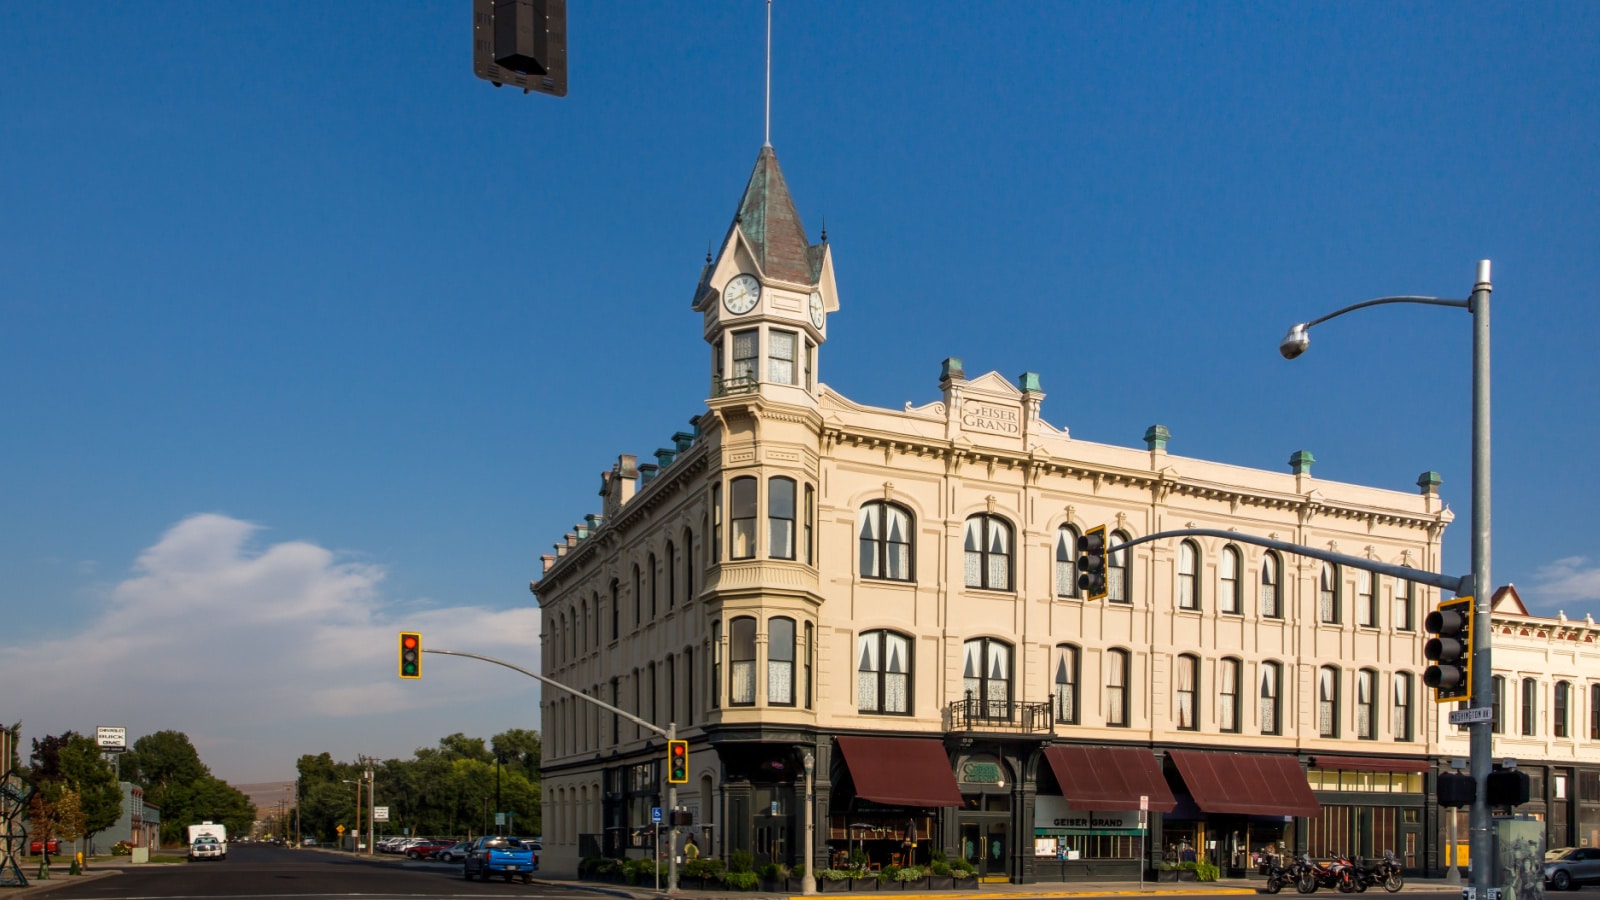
532,145,1461,883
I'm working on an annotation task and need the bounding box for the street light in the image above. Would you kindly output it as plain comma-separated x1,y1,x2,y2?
802,750,816,896
1281,260,1493,898
341,780,361,852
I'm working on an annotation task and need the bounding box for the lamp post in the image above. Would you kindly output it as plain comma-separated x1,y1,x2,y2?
802,750,817,896
1280,260,1493,898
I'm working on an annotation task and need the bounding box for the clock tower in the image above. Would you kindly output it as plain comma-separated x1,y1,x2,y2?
692,146,837,405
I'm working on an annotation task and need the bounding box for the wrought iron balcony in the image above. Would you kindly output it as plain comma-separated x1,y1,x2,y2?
711,374,758,397
947,698,1055,735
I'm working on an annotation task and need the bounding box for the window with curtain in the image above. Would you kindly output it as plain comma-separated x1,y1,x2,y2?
1393,571,1415,631
1358,571,1378,627
1055,526,1080,598
768,617,796,706
610,580,619,641
768,477,796,559
963,515,1013,591
1522,677,1538,736
1107,649,1131,727
1357,669,1378,740
666,542,676,609
804,485,814,565
1108,530,1131,603
711,621,722,709
1220,657,1242,733
649,553,658,618
1591,684,1600,740
729,617,756,706
1220,545,1242,614
804,622,814,709
1178,541,1200,610
1492,676,1505,734
730,477,757,559
1260,552,1282,618
1554,681,1570,738
633,564,642,626
711,483,722,563
1176,654,1199,730
731,329,758,382
683,527,694,603
1053,644,1080,724
1261,662,1282,735
859,501,913,581
1393,672,1414,742
1319,563,1340,624
1319,666,1340,737
768,329,797,384
857,630,911,715
962,638,1012,719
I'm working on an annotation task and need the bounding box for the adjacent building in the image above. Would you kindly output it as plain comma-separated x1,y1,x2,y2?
532,144,1462,882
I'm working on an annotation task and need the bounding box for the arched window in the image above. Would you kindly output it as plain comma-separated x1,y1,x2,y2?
1175,653,1199,730
684,646,695,724
1357,668,1378,740
1318,666,1340,737
857,630,911,715
1261,662,1282,735
804,622,814,709
768,617,796,706
769,477,796,560
609,580,619,641
1106,649,1131,727
1260,552,1283,618
1220,545,1242,614
729,617,756,706
649,553,658,619
1491,675,1505,734
632,564,642,626
1394,574,1414,631
1108,530,1131,603
683,527,694,603
646,661,657,725
1178,541,1200,610
1219,657,1242,733
1055,526,1080,598
963,515,1013,591
666,541,676,610
710,484,722,563
962,638,1013,720
804,484,815,566
710,621,722,710
1053,644,1080,724
1319,563,1340,624
1590,684,1600,740
730,477,757,559
1358,571,1378,627
859,501,913,581
1555,681,1572,738
1522,677,1538,736
592,591,601,647
1393,672,1414,742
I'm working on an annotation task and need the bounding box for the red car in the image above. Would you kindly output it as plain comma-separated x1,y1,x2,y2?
30,839,61,855
406,840,456,860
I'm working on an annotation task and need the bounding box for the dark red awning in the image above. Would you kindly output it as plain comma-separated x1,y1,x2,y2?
835,736,964,808
1041,745,1177,812
1168,750,1320,818
1311,756,1430,774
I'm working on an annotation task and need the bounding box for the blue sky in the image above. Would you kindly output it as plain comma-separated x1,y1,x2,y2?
3,2,1597,783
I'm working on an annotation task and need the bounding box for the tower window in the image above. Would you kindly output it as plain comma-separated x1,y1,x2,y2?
731,329,758,384
769,330,797,385
730,477,756,559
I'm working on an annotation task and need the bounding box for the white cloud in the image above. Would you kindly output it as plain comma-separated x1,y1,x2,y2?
0,514,543,783
1528,556,1600,614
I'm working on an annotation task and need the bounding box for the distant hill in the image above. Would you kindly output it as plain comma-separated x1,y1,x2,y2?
235,781,296,814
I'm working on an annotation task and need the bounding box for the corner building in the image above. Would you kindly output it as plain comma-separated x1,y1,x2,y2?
532,146,1453,882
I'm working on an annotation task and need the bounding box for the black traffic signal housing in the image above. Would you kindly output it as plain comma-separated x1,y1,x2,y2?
399,632,422,679
473,0,567,97
1437,772,1475,808
1076,525,1109,601
1424,596,1472,701
668,740,688,784
1487,769,1531,808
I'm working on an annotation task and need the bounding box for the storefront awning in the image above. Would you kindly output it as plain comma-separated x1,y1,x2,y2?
1041,745,1177,812
836,736,963,808
1168,750,1320,818
1310,755,1430,773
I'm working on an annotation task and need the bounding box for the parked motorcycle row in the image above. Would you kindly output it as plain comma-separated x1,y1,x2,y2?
1260,851,1405,894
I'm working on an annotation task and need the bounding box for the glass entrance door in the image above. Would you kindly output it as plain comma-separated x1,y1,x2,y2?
959,819,1010,879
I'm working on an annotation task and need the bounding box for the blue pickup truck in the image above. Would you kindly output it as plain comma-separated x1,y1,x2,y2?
463,836,538,883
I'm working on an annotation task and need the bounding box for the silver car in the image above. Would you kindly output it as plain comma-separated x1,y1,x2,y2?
1545,847,1600,890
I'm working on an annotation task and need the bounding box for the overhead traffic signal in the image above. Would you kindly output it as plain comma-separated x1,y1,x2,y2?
1423,597,1472,701
667,740,688,784
1076,525,1108,601
399,632,422,679
473,0,568,97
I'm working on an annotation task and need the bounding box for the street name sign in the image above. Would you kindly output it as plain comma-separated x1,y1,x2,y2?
1449,707,1494,725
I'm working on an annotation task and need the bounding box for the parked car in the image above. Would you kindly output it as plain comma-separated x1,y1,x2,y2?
302,837,318,846
435,841,472,863
463,836,537,883
29,839,60,855
1546,847,1600,890
405,840,455,859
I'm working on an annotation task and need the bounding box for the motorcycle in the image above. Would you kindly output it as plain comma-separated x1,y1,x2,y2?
1354,851,1404,893
1295,854,1346,893
1259,856,1295,894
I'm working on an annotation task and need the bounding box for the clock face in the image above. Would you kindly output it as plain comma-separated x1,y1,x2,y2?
808,291,825,329
723,274,761,314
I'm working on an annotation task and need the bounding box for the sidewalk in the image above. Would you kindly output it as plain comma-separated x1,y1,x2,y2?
534,875,1467,900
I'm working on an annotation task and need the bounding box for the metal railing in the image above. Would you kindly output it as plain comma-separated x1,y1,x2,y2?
712,374,757,397
947,698,1055,734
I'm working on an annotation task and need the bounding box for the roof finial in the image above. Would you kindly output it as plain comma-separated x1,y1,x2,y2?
706,241,713,264
820,214,827,243
763,0,772,148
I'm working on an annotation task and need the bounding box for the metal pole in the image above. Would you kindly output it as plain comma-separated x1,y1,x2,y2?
1447,807,1461,885
803,751,816,895
1468,260,1493,900
367,766,375,857
667,722,679,895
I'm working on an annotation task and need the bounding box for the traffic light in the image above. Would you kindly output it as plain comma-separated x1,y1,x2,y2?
1437,772,1475,808
1487,769,1531,807
667,740,688,784
1423,596,1472,701
399,632,422,679
472,0,567,97
1076,525,1108,601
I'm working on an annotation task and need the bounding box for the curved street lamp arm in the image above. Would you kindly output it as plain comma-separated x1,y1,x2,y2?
1305,295,1468,329
1108,528,1469,595
423,647,670,739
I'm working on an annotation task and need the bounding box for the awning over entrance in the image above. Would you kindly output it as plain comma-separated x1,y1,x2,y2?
836,736,964,808
1310,755,1430,773
1041,745,1177,812
1168,750,1320,818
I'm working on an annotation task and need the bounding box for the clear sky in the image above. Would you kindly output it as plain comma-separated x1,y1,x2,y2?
3,2,1597,785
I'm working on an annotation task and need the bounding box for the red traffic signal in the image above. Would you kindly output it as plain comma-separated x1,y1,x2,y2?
399,632,422,679
668,740,688,784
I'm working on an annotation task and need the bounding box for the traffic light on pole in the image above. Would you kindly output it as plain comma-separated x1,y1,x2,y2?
667,740,688,784
1423,597,1472,701
1076,525,1108,601
399,632,422,679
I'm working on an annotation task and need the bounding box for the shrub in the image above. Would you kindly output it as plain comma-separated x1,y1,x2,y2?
929,860,952,877
882,865,902,882
722,870,760,891
929,848,947,864
820,868,851,882
684,858,725,879
111,841,132,856
729,849,755,874
949,858,977,877
848,849,869,868
894,865,926,883
1195,861,1220,882
757,862,790,879
623,857,661,884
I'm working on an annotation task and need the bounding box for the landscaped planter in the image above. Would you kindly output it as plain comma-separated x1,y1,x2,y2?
819,878,853,892
926,875,955,889
952,875,978,890
1158,869,1180,882
850,876,881,891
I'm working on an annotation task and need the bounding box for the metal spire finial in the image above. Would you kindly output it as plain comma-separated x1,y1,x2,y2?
764,0,772,148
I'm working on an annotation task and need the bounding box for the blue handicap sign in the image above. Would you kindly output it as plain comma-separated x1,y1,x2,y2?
651,807,662,824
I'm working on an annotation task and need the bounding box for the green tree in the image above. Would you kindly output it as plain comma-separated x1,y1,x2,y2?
491,729,542,781
122,731,255,844
29,733,120,839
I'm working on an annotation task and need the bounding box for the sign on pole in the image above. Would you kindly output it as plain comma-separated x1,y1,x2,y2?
374,807,390,822
1449,707,1493,725
495,812,506,826
96,726,127,751
652,807,663,825
1140,795,1149,812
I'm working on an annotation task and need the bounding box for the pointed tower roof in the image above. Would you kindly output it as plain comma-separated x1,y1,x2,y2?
730,146,820,285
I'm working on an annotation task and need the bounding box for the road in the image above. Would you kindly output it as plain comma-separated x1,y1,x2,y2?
32,843,586,900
